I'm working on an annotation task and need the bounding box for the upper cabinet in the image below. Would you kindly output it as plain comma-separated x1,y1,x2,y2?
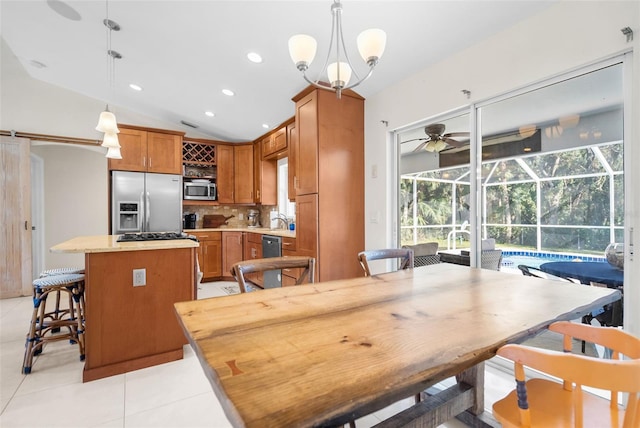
108,126,183,174
253,140,277,205
291,86,365,282
216,144,254,204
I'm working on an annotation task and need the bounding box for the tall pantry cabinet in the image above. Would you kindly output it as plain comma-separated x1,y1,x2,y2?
292,86,364,282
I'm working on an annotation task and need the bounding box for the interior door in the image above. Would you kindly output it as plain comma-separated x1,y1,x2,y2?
1,136,33,298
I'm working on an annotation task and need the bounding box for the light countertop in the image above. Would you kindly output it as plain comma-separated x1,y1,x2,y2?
185,227,295,239
51,235,199,254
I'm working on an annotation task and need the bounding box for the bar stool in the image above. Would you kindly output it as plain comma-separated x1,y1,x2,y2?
22,273,86,374
39,268,85,330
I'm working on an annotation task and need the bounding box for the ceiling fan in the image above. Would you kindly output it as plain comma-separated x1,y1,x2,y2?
406,124,470,153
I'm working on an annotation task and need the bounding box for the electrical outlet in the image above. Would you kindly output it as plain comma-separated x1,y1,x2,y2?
133,268,146,286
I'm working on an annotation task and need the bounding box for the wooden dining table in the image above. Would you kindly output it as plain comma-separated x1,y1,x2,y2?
174,263,621,428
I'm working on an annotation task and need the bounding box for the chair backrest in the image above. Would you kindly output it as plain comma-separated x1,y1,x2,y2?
480,249,502,270
518,264,575,282
402,243,441,267
358,248,414,277
230,256,315,293
496,321,640,428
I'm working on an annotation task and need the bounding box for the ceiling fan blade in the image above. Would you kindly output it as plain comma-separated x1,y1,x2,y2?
412,141,427,152
443,132,470,138
443,137,466,148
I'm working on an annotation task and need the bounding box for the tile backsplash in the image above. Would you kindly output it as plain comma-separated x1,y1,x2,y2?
184,205,278,229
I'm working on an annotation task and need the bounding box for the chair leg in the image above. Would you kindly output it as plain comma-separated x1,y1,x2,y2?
71,286,85,361
23,293,45,374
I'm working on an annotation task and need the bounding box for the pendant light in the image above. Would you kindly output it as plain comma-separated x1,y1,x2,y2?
96,0,122,158
288,0,386,99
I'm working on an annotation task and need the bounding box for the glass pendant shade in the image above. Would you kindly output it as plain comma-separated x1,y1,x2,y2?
95,110,120,133
106,146,122,159
101,131,120,149
327,62,352,88
425,141,436,152
288,34,317,68
357,29,387,63
434,140,447,152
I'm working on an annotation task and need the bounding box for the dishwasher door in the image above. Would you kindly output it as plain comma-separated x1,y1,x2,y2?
261,235,282,288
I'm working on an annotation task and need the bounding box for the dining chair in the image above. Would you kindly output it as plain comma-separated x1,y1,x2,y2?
357,248,414,277
518,264,599,354
402,242,440,267
493,321,640,428
230,256,315,293
480,249,502,270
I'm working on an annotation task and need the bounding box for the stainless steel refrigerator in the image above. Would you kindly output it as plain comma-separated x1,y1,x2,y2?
112,171,182,234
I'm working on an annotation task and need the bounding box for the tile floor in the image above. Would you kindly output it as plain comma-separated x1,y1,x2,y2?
0,282,515,428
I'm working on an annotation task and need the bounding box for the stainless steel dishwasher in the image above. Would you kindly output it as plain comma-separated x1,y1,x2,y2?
261,235,282,288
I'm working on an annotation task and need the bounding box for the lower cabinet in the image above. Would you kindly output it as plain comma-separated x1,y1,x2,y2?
191,232,222,281
243,233,263,287
281,237,301,286
222,231,244,278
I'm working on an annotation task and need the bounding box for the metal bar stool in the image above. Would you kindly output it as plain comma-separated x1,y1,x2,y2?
22,273,86,374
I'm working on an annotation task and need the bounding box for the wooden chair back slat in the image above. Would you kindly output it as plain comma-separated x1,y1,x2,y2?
230,256,315,293
357,249,414,277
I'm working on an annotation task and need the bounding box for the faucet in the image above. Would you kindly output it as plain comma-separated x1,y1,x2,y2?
273,213,289,230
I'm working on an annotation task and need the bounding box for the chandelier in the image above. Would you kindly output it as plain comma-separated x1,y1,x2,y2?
95,0,122,159
288,0,386,98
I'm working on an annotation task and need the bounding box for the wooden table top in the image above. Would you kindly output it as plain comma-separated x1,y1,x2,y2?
174,263,620,427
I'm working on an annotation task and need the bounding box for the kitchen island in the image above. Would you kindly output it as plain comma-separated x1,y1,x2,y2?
51,235,199,382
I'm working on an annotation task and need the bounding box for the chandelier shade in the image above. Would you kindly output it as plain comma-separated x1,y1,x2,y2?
356,28,386,63
288,0,386,98
288,34,317,69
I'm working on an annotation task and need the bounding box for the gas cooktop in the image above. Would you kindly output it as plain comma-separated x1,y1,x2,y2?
116,232,197,242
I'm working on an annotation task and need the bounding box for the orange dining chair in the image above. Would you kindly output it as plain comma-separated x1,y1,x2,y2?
357,248,414,277
493,321,640,428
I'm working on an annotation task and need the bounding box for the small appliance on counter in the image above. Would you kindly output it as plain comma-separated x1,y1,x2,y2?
184,213,197,229
247,209,260,228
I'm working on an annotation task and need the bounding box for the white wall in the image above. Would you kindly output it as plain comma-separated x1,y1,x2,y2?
364,1,639,335
30,144,108,270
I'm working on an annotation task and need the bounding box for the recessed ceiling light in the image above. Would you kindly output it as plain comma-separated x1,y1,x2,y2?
129,83,143,91
205,111,215,117
222,89,235,97
262,124,269,129
247,52,263,63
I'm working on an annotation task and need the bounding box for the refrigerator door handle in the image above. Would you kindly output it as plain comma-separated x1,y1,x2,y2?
145,191,151,231
139,191,145,231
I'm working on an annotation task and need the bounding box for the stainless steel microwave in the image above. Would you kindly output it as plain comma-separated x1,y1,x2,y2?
184,180,216,201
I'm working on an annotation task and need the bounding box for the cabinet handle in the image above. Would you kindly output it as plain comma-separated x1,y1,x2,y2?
256,189,260,199
282,242,292,246
149,158,152,168
143,157,146,167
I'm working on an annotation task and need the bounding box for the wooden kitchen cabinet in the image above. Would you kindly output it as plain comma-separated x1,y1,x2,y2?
287,122,297,201
261,126,287,159
253,141,276,205
109,126,183,174
243,232,264,286
292,86,364,282
234,144,254,204
216,144,254,204
191,231,222,280
222,231,243,279
281,236,300,286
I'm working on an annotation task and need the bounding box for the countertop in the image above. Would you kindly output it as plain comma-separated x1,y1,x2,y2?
51,235,199,254
185,227,296,239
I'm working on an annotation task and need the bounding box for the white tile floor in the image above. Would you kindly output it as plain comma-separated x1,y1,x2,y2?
0,282,514,428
